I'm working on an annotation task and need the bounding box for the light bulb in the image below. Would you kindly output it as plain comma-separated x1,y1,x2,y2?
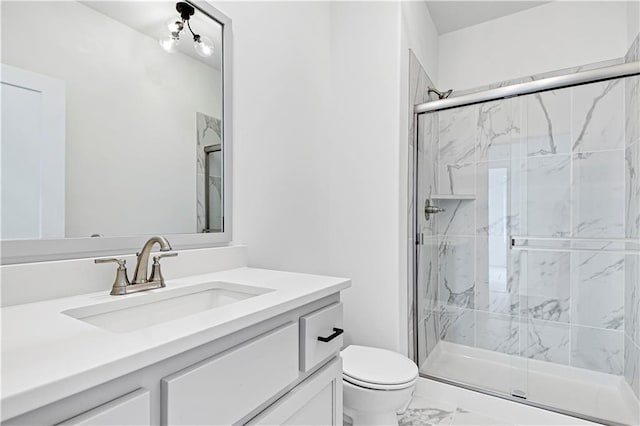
194,35,214,57
159,36,180,53
167,18,183,34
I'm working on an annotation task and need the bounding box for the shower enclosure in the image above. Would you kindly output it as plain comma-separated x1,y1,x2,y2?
412,59,640,425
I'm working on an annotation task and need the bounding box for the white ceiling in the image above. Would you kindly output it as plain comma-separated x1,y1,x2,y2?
81,1,222,70
426,1,550,34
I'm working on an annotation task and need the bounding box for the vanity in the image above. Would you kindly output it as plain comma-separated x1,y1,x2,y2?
1,246,350,425
0,2,352,424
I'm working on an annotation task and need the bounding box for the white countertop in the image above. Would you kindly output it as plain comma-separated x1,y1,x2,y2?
0,267,350,421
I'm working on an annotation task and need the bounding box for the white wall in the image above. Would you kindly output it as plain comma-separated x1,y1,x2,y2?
1,1,220,238
328,2,404,352
215,1,332,271
217,1,438,354
438,1,630,91
628,0,640,47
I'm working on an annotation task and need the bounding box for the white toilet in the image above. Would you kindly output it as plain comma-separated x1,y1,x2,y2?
341,345,418,426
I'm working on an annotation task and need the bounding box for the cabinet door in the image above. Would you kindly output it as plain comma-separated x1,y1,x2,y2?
162,322,299,425
56,389,150,426
248,357,343,426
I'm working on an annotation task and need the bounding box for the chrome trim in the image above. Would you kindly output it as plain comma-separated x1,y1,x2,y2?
511,246,640,255
419,374,625,426
511,236,640,255
410,111,420,364
131,236,172,284
414,61,640,114
204,143,221,154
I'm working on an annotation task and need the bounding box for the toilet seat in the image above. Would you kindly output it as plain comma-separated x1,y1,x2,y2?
343,373,416,391
341,345,418,391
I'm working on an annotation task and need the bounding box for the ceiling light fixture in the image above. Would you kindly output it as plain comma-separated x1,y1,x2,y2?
159,2,214,58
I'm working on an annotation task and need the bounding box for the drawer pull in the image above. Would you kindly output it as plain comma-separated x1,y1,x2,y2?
317,327,344,342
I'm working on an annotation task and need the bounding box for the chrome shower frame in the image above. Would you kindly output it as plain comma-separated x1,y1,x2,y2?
410,60,640,426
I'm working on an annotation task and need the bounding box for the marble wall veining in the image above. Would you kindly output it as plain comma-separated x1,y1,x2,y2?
417,37,640,389
624,33,640,400
409,50,439,365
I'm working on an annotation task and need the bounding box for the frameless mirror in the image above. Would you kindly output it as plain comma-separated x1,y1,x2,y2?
0,1,231,262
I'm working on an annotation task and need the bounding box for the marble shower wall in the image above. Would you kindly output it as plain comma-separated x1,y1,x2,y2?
195,113,222,233
624,34,640,400
419,64,639,380
409,50,439,366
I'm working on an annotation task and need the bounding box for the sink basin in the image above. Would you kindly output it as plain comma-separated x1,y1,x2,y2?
63,281,273,333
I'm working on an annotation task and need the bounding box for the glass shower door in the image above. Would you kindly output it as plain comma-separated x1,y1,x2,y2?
415,97,527,398
415,72,640,425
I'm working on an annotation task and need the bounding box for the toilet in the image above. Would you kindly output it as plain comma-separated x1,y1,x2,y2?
341,345,418,426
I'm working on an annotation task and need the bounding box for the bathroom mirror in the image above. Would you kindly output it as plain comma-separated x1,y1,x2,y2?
0,1,232,263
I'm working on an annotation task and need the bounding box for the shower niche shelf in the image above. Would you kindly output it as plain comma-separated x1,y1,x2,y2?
429,194,476,200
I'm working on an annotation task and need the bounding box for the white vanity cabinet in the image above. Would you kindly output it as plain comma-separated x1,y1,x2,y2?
161,322,299,425
248,357,343,425
3,294,344,426
56,389,151,426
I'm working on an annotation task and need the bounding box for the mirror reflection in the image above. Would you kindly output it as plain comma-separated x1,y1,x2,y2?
0,1,224,240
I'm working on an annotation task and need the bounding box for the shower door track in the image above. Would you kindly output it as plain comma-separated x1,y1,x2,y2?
410,60,640,426
414,61,640,114
420,374,625,426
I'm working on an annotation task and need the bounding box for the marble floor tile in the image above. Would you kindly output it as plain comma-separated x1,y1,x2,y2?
450,409,514,426
399,395,456,426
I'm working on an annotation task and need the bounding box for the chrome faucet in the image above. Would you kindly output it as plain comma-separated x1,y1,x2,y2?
95,236,178,295
132,236,172,284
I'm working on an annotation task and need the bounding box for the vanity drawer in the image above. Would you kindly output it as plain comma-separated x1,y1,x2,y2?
299,302,343,372
161,322,299,425
57,389,150,426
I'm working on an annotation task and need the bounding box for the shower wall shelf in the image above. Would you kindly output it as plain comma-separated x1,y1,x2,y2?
429,194,476,200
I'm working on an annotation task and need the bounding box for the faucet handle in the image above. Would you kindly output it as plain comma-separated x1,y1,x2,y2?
149,252,178,286
94,258,131,295
155,252,178,261
95,258,126,266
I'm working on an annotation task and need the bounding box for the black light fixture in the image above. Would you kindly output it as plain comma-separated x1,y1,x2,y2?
159,2,214,57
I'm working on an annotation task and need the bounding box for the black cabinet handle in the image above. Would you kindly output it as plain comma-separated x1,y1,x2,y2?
317,327,344,342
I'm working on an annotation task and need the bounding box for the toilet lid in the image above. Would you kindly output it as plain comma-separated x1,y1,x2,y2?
341,345,418,386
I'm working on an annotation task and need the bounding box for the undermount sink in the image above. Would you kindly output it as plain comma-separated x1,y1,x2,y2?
63,281,273,333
